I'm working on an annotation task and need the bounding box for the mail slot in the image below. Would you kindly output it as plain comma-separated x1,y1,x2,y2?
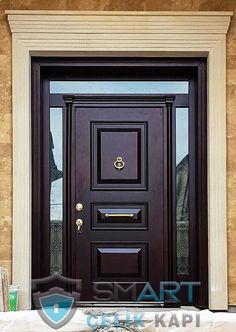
91,203,148,230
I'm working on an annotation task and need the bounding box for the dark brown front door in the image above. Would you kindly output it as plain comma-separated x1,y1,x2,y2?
66,95,173,302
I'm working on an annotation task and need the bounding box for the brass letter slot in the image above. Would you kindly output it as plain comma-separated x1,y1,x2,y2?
95,206,145,227
105,213,134,218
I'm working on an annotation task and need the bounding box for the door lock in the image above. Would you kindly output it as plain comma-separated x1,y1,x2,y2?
76,219,83,232
76,203,83,211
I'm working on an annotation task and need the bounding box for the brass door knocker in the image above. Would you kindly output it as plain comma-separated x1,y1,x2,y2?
114,156,125,171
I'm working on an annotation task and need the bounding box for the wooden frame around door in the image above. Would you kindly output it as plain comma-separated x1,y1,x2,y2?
31,57,208,308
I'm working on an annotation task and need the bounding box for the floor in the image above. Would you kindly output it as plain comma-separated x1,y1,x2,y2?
0,308,236,332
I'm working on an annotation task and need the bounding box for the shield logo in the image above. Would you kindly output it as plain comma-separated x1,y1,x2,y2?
32,274,81,329
33,287,77,329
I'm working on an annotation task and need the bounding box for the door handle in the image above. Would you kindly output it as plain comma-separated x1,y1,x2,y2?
105,213,134,218
76,219,83,232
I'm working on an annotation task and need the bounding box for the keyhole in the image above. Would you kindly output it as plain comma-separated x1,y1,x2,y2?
53,304,59,314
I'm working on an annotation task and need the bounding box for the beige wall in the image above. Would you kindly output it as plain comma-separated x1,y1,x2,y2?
0,0,236,305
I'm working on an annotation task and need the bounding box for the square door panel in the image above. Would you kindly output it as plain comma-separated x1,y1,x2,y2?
91,122,147,190
92,242,148,281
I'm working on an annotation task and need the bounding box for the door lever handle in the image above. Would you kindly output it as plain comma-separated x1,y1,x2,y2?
76,219,83,232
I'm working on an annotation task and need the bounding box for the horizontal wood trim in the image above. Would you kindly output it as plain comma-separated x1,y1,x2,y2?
6,10,233,16
7,12,232,34
50,93,188,108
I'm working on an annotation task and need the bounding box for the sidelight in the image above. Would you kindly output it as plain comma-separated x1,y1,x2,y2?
49,107,63,274
175,107,189,276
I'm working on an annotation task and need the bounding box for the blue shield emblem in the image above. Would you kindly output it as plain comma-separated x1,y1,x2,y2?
40,293,74,325
33,286,78,329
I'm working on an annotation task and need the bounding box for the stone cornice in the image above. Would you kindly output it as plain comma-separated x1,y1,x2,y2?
6,10,232,35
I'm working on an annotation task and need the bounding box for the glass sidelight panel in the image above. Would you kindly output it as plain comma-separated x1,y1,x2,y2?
176,107,189,276
50,81,189,94
49,108,63,274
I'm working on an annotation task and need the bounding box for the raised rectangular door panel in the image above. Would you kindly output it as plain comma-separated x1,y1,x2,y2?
91,122,147,189
92,242,148,280
91,203,148,230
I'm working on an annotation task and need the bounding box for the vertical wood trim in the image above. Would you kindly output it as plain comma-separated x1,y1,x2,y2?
12,36,32,309
208,38,228,309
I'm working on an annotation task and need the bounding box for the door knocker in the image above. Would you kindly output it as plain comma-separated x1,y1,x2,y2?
114,156,125,171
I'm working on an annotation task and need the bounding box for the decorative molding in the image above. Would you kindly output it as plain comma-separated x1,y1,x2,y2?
6,10,232,310
7,11,232,35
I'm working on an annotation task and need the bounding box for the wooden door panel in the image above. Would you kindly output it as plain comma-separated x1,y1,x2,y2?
67,95,172,302
91,122,147,189
91,203,148,230
92,242,148,281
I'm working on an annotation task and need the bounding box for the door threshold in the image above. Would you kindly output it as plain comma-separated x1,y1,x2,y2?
77,301,180,308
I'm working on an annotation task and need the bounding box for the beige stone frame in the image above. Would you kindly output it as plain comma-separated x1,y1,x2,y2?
6,10,232,310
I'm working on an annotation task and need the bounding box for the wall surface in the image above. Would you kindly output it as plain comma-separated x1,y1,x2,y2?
0,0,236,305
